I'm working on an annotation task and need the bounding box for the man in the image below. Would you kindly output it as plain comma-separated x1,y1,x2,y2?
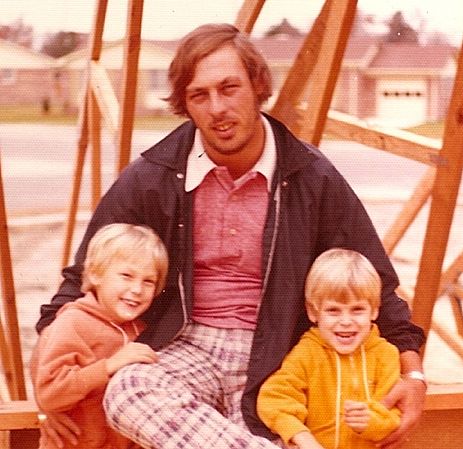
37,23,426,449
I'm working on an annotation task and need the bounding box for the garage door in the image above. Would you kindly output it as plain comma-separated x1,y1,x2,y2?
376,79,427,128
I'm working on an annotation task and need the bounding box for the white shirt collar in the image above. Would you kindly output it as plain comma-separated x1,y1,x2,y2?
185,115,276,192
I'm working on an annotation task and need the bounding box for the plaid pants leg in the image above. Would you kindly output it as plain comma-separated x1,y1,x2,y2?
104,324,282,449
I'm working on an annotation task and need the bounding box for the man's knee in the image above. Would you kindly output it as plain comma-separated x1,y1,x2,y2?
103,363,153,424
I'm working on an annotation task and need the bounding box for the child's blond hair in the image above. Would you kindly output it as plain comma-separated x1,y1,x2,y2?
305,248,381,312
82,223,168,297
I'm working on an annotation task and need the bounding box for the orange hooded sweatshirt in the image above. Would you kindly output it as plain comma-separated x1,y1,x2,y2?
257,325,401,449
30,293,145,449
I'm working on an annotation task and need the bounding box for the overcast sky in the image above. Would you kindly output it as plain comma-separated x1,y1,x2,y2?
2,0,463,44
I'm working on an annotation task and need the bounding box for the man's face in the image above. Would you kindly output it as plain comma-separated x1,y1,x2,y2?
185,45,264,166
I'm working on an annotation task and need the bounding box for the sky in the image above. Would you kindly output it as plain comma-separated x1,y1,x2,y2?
2,0,463,45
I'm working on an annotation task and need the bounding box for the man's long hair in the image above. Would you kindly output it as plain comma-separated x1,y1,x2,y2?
166,23,272,116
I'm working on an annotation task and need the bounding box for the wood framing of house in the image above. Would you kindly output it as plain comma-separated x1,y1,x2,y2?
1,0,463,447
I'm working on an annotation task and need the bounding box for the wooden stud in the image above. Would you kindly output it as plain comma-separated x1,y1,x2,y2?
413,40,463,336
89,89,102,209
89,61,119,136
271,0,331,130
325,111,442,166
296,0,358,146
61,94,89,269
0,401,39,430
234,0,266,33
61,0,108,268
0,156,26,400
116,0,144,173
439,252,463,296
382,168,435,254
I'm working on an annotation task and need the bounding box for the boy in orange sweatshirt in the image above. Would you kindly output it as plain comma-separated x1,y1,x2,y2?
31,223,168,449
257,248,402,449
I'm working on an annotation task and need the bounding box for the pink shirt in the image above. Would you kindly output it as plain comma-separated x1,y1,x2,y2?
186,116,276,329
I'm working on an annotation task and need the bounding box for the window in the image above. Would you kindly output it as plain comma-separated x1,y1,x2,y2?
382,90,424,98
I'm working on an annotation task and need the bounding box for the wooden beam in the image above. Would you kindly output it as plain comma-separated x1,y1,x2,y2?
89,89,102,209
89,0,108,61
425,383,463,410
9,430,40,449
61,93,89,269
325,111,442,166
89,61,119,136
382,168,435,254
432,319,463,360
439,252,463,296
0,156,26,400
271,0,330,128
402,408,463,449
0,401,39,430
234,0,266,34
116,0,144,173
62,0,108,268
0,401,40,448
413,41,463,336
297,0,358,146
450,293,463,337
0,317,13,401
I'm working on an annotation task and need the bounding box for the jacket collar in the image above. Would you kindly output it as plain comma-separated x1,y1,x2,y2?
141,113,320,180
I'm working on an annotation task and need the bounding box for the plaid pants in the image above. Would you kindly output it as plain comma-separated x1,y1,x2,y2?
104,323,284,449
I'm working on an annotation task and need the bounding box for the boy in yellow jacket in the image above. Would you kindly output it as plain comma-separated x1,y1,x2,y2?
257,248,401,449
31,223,168,449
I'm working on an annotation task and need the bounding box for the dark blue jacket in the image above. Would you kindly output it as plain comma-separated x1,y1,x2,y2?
37,115,424,438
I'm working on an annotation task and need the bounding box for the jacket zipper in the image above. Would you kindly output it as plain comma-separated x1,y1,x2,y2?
171,172,190,341
256,181,282,316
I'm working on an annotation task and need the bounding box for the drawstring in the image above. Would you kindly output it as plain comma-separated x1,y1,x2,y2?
334,344,369,449
109,321,132,345
360,344,371,401
334,352,341,449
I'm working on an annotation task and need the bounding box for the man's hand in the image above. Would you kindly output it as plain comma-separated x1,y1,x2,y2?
378,377,426,449
39,411,81,448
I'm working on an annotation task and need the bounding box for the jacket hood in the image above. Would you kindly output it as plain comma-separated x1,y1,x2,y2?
57,293,142,341
140,114,321,180
57,293,112,322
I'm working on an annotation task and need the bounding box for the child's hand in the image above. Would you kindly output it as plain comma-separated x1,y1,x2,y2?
344,399,370,433
291,431,326,449
106,342,158,375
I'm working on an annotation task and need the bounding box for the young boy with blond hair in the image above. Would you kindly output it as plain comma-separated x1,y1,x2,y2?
257,248,401,449
31,223,168,449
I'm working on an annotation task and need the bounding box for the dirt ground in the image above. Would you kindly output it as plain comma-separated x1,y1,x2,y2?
3,199,463,399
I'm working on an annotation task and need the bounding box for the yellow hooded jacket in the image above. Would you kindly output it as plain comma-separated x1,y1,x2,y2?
257,324,401,449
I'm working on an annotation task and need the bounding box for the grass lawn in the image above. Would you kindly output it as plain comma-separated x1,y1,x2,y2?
0,105,444,138
404,121,444,139
0,106,186,131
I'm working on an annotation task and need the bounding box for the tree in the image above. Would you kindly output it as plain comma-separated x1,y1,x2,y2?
0,19,34,47
41,31,81,58
385,11,419,43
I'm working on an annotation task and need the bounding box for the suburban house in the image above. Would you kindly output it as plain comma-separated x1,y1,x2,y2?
56,39,177,115
0,38,57,110
55,32,457,128
0,14,457,128
333,38,457,127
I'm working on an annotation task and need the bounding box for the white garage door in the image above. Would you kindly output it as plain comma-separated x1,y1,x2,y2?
376,79,427,128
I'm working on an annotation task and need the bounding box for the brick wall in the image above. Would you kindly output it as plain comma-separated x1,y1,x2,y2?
0,69,56,107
